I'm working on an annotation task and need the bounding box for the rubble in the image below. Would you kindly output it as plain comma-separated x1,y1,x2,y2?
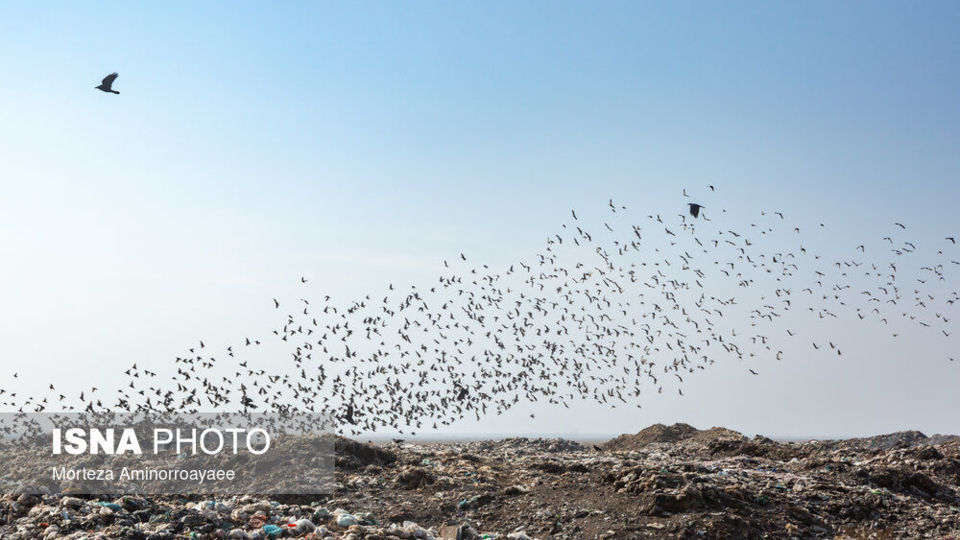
1,425,958,539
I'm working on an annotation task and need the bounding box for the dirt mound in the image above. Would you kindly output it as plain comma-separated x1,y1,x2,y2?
841,430,931,451
601,423,698,449
601,423,745,451
334,436,397,470
467,437,585,454
927,433,960,446
705,436,803,460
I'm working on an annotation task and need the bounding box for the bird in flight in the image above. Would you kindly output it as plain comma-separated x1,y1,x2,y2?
95,73,120,94
9,185,958,436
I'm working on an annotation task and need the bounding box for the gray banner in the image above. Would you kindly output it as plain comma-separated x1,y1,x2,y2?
0,412,335,494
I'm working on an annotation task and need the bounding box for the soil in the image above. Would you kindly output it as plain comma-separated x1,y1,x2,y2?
3,424,960,539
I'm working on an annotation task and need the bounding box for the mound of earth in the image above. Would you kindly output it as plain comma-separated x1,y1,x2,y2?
841,430,932,451
468,437,585,454
334,435,397,470
601,422,745,451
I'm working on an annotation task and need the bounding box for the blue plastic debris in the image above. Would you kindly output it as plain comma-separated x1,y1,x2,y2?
262,523,283,536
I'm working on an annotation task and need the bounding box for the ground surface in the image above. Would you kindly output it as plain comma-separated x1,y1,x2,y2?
2,424,960,539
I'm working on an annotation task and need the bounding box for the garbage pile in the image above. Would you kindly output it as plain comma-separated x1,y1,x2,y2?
2,425,959,539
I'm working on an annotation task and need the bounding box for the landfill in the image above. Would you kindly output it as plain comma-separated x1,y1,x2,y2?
2,424,959,539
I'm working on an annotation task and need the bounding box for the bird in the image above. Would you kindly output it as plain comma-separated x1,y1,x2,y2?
688,203,704,218
95,73,120,94
8,189,958,439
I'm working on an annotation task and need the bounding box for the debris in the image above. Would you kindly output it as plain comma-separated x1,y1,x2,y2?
0,427,958,538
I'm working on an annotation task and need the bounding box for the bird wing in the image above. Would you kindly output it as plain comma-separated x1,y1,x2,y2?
101,72,119,87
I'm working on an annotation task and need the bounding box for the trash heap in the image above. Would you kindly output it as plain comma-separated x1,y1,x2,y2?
2,425,959,539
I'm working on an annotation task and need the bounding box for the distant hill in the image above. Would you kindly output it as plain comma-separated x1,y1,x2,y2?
601,422,746,451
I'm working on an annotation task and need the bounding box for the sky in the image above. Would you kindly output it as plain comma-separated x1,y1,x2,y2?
1,2,959,439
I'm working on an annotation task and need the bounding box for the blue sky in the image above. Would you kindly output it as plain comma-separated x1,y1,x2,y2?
1,2,959,438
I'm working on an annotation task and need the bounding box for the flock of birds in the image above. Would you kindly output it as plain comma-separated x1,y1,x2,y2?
2,185,957,435
0,76,955,435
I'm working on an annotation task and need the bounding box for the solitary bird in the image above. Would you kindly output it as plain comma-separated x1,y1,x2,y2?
688,203,704,218
95,73,120,94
